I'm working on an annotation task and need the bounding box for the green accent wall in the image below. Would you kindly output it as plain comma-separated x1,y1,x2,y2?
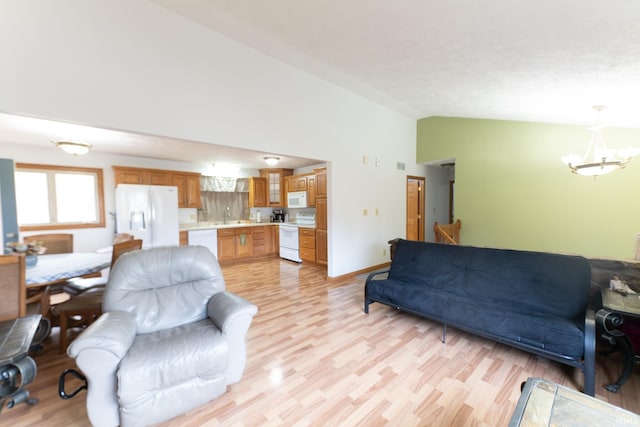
417,116,640,259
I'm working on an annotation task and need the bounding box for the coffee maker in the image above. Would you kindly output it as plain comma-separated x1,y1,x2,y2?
272,209,285,223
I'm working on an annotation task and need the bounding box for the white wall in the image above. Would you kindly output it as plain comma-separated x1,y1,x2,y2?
425,165,452,242
0,0,420,276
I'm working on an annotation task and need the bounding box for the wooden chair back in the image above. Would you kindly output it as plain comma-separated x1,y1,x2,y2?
111,239,143,267
24,233,74,254
0,254,26,321
113,233,134,244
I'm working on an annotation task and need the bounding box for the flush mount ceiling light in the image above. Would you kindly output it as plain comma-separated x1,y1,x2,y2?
53,140,92,156
561,106,638,178
263,156,280,166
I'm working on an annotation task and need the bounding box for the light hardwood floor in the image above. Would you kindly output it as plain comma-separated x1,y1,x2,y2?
3,258,640,426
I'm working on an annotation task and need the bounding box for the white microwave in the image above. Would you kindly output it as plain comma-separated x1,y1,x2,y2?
287,191,307,208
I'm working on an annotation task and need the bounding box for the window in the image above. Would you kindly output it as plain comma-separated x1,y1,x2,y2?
15,163,105,231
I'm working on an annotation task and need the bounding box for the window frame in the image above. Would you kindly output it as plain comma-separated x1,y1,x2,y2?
16,163,106,231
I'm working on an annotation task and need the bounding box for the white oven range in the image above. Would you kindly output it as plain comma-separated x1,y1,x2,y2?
279,213,315,262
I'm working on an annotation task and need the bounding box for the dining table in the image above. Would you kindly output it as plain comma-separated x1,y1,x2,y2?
25,252,112,288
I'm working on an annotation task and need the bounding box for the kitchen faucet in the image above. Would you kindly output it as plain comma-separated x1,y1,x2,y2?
224,206,231,224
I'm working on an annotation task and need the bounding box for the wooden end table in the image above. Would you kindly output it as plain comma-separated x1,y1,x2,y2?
596,288,640,392
509,377,640,426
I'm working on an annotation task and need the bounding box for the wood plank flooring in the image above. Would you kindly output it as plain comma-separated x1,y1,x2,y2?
3,258,640,426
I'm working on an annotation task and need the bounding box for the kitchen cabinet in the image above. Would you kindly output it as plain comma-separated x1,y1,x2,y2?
113,166,201,208
316,229,327,265
253,225,278,256
299,228,316,262
315,167,327,198
216,227,253,262
179,231,188,246
306,175,316,207
314,167,327,265
259,168,293,208
285,173,317,206
249,177,267,207
172,173,201,208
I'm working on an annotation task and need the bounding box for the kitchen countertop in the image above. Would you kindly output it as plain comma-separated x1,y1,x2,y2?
180,222,315,231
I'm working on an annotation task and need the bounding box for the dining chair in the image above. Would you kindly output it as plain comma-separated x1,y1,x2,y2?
24,233,74,254
23,234,75,321
0,254,26,322
62,239,143,296
53,239,143,353
0,254,50,351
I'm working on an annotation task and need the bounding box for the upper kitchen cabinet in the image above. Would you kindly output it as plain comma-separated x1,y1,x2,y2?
314,167,327,199
249,177,267,207
171,173,201,208
259,168,293,208
113,166,201,208
285,173,317,206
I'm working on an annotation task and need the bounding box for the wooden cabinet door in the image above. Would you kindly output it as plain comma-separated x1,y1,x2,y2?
179,231,188,246
252,227,266,255
235,228,253,258
172,174,187,207
295,176,307,191
145,171,171,186
307,175,316,207
316,198,327,230
217,229,236,262
316,229,327,265
114,167,145,185
264,225,276,254
315,169,327,198
249,177,267,207
184,174,201,208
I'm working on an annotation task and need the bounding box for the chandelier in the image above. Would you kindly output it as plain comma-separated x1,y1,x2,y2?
561,106,637,178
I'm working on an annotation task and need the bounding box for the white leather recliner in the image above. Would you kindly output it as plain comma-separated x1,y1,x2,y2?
67,245,258,427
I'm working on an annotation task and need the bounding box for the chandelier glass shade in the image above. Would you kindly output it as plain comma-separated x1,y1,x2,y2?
54,140,92,155
561,106,638,178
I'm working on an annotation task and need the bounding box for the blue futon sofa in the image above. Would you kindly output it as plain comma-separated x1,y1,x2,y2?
364,239,595,395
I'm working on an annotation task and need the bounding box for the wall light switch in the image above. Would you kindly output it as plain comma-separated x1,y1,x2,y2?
363,155,368,165
375,158,382,167
363,209,368,216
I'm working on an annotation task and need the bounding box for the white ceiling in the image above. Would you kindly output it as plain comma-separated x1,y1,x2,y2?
0,112,319,170
155,0,640,127
4,0,640,166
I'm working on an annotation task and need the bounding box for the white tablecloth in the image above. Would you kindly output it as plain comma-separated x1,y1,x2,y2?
25,253,112,286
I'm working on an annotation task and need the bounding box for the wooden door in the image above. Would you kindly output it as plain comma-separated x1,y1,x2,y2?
406,177,425,241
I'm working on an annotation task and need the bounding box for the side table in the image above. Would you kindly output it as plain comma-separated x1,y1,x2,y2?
596,288,640,392
509,377,640,426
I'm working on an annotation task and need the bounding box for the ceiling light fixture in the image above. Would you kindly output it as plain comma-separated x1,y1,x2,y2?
263,156,280,166
561,106,638,178
54,140,92,156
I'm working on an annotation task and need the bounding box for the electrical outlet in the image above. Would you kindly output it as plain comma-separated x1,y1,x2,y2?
383,248,387,256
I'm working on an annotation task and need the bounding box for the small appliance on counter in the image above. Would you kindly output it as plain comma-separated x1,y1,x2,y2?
272,209,285,223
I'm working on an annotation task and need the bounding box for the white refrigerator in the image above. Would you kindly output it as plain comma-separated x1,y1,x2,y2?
115,184,180,248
